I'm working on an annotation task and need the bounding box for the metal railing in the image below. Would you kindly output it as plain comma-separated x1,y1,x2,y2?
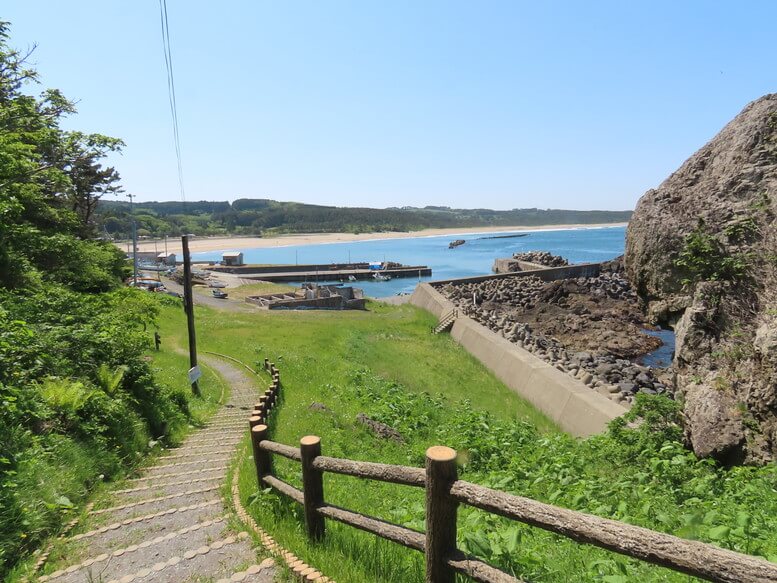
431,308,459,334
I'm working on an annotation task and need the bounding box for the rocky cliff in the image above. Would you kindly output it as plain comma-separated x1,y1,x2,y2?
626,94,777,464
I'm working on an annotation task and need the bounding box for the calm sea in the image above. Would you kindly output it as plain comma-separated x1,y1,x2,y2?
192,225,627,297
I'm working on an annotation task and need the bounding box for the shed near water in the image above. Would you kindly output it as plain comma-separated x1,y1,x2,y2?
222,251,244,266
157,252,177,265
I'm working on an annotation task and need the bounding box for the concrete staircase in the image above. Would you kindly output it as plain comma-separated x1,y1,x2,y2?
36,355,279,583
431,309,458,334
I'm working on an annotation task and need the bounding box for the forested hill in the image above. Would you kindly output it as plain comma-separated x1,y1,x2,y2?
96,199,632,239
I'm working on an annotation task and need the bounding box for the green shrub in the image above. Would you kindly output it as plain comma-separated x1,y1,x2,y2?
674,223,751,286
0,288,192,576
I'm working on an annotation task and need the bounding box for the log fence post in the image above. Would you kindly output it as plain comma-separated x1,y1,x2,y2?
300,435,326,541
248,415,262,430
425,446,458,583
251,424,272,486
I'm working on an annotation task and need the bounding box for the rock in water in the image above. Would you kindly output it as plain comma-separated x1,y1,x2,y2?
626,94,777,464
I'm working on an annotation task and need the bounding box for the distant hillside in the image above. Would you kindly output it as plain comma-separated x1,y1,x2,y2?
96,198,632,239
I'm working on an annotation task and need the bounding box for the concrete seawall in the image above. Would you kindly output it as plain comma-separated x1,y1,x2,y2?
431,262,601,286
410,279,627,437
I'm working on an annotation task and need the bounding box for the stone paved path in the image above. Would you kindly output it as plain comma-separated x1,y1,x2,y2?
38,354,278,583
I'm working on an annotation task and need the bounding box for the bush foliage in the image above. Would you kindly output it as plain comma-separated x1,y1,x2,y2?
0,22,200,577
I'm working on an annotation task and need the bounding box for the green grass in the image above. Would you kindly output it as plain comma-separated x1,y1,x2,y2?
147,345,228,443
151,299,558,581
158,300,555,430
143,299,777,582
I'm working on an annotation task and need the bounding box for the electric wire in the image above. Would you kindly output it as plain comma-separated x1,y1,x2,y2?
158,0,186,206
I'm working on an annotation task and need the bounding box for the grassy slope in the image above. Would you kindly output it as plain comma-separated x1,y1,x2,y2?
157,301,558,582
156,301,777,583
159,301,554,429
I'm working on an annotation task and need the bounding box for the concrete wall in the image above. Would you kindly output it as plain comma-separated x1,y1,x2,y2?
492,259,548,273
213,262,372,275
409,282,457,319
431,262,601,286
410,282,627,437
247,294,365,310
516,260,550,271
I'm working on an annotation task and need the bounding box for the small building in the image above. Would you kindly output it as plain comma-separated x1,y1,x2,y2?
157,252,177,266
222,251,244,266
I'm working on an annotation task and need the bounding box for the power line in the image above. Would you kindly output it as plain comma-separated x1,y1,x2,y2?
158,0,186,206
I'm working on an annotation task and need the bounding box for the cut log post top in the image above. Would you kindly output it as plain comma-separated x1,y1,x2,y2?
300,435,325,541
425,446,459,583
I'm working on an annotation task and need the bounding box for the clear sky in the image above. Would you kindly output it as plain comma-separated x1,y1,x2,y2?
4,1,775,209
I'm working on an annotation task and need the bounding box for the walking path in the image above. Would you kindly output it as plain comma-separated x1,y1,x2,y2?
36,354,278,583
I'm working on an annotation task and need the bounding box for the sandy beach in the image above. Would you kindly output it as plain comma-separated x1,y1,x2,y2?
127,223,627,254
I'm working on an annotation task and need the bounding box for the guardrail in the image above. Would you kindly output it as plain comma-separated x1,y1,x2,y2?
248,360,777,583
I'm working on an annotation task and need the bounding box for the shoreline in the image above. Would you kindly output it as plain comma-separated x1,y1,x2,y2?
124,222,628,255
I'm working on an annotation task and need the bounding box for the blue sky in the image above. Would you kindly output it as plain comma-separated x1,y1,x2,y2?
4,1,775,209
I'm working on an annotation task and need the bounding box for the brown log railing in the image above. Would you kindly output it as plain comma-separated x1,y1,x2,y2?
249,361,777,583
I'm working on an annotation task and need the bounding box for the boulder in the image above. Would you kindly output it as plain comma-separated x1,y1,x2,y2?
684,385,745,464
356,413,405,443
625,94,777,463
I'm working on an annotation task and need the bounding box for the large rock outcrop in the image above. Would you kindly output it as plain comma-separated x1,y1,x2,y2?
626,94,777,464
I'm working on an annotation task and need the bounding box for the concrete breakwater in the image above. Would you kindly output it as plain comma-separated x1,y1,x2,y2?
209,262,431,283
410,280,628,437
439,271,670,403
493,250,570,273
411,261,673,437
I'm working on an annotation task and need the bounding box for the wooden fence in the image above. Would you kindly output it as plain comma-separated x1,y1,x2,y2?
249,359,777,583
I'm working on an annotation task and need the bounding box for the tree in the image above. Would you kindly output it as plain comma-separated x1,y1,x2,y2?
0,21,126,289
63,131,125,237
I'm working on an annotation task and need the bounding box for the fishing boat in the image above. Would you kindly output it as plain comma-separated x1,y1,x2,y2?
372,272,392,281
347,275,357,282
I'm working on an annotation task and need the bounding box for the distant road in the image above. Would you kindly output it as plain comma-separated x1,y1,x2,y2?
161,277,254,312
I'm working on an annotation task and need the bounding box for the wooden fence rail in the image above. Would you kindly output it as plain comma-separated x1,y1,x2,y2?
249,361,777,583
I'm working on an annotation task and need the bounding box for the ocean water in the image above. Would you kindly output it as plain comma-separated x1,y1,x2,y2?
192,225,627,297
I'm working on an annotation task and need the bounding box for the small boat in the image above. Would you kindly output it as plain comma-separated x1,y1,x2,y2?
372,273,392,281
348,275,357,282
449,239,466,249
211,289,229,299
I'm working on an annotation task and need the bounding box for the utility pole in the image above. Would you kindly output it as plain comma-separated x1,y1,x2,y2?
154,238,160,281
164,234,168,257
128,193,138,286
181,234,201,396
